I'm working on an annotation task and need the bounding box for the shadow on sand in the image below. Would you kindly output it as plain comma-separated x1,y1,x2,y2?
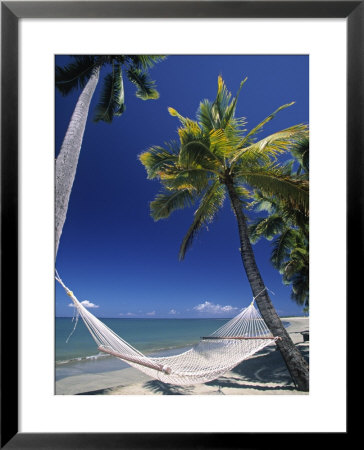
142,344,309,395
78,344,309,395
77,386,126,395
142,380,195,395
228,344,309,386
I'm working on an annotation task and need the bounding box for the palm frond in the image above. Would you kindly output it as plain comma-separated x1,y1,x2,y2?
126,67,160,100
232,185,251,203
55,55,100,96
179,182,226,259
288,269,309,307
197,99,217,133
208,126,243,159
168,107,203,138
197,76,247,132
218,76,247,129
250,189,308,230
93,64,125,123
126,55,167,69
249,215,285,243
150,189,195,221
230,125,308,168
249,190,277,213
161,168,212,193
270,228,299,268
223,119,247,152
290,282,309,307
291,135,309,176
179,139,224,172
139,145,178,179
209,75,232,129
177,122,204,147
236,165,309,214
282,246,309,284
248,218,266,243
237,101,296,150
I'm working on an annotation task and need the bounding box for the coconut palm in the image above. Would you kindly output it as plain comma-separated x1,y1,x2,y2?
249,139,309,309
249,193,309,309
55,55,165,256
139,76,309,390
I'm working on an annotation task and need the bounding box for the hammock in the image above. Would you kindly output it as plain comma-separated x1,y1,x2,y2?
56,274,279,386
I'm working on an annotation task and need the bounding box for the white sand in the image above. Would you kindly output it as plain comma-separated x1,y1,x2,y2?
56,317,309,395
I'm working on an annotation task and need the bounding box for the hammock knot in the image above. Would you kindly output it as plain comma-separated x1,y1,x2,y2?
162,365,172,375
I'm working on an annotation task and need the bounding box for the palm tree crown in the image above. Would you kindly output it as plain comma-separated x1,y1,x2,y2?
139,75,310,391
55,55,165,257
249,138,309,309
56,55,166,123
140,76,309,259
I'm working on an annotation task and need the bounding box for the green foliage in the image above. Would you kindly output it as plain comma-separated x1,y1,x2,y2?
179,182,226,260
138,144,179,179
126,55,167,70
140,73,309,307
93,64,125,123
150,189,195,221
231,124,308,169
249,215,286,243
126,67,160,100
55,55,100,96
235,101,296,151
290,135,309,177
236,163,309,214
248,137,309,310
56,54,166,123
179,140,223,171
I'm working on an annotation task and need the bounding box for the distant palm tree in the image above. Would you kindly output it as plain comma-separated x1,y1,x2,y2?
249,137,309,309
249,190,309,310
55,55,165,256
139,76,309,390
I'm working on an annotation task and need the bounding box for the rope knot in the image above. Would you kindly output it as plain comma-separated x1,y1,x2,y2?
251,286,275,305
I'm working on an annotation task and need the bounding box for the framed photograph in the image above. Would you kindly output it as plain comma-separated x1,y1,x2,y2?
2,0,358,447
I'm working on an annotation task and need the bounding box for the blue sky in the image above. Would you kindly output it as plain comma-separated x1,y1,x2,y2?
55,55,308,318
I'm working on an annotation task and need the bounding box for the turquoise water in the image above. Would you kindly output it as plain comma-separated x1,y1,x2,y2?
56,317,230,363
55,317,289,381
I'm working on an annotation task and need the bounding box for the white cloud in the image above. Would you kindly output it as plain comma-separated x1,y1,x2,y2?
146,311,156,316
119,312,136,316
169,309,178,315
69,300,99,308
193,301,238,314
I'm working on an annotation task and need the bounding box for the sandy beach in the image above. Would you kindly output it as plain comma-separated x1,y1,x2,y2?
56,316,309,395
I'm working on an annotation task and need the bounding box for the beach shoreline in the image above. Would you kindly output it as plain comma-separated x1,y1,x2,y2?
55,316,309,395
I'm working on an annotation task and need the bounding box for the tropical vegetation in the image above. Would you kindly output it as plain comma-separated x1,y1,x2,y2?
55,55,165,256
139,76,309,390
248,136,309,311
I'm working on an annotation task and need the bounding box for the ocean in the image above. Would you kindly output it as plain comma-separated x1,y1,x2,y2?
56,317,230,381
55,317,290,381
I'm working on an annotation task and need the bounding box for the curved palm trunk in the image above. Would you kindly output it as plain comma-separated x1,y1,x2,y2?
225,176,309,391
55,67,100,257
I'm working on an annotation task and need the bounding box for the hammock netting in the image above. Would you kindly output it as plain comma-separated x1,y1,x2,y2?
56,274,278,386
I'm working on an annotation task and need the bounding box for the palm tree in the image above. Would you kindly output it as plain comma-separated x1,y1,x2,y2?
249,138,309,310
55,55,165,256
139,76,309,391
249,192,309,310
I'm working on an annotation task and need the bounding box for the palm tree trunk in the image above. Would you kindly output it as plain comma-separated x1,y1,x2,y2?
225,175,309,391
55,67,100,257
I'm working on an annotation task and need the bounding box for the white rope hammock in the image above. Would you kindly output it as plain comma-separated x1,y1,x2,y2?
56,273,279,386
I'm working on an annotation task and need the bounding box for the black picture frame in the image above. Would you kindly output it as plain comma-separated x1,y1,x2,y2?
1,1,358,448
